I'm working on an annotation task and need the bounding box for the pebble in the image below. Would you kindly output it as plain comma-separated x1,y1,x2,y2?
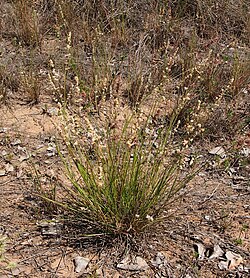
209,146,226,158
0,169,6,176
74,256,90,273
117,256,149,271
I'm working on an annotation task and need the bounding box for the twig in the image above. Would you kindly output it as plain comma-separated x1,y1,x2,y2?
52,248,65,278
198,184,220,205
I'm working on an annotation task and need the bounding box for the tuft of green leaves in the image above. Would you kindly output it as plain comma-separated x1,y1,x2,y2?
43,112,197,238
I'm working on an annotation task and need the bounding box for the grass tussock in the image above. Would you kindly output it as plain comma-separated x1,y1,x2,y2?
13,0,40,47
43,110,197,237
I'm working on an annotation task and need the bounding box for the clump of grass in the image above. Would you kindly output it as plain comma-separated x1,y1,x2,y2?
14,0,40,47
20,68,41,104
42,110,197,238
164,40,249,142
171,0,249,41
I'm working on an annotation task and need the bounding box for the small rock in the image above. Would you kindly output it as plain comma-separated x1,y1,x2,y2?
5,163,14,173
0,127,8,133
74,256,90,273
47,143,57,156
209,245,224,260
218,260,228,270
218,251,243,270
117,256,149,271
95,268,104,276
194,243,206,260
11,267,20,276
225,251,243,270
19,154,30,162
11,139,22,146
204,215,211,221
209,146,226,158
241,147,250,157
151,252,165,267
47,107,59,116
228,167,236,175
1,150,8,156
17,146,26,152
17,170,23,178
41,226,58,236
0,169,6,176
